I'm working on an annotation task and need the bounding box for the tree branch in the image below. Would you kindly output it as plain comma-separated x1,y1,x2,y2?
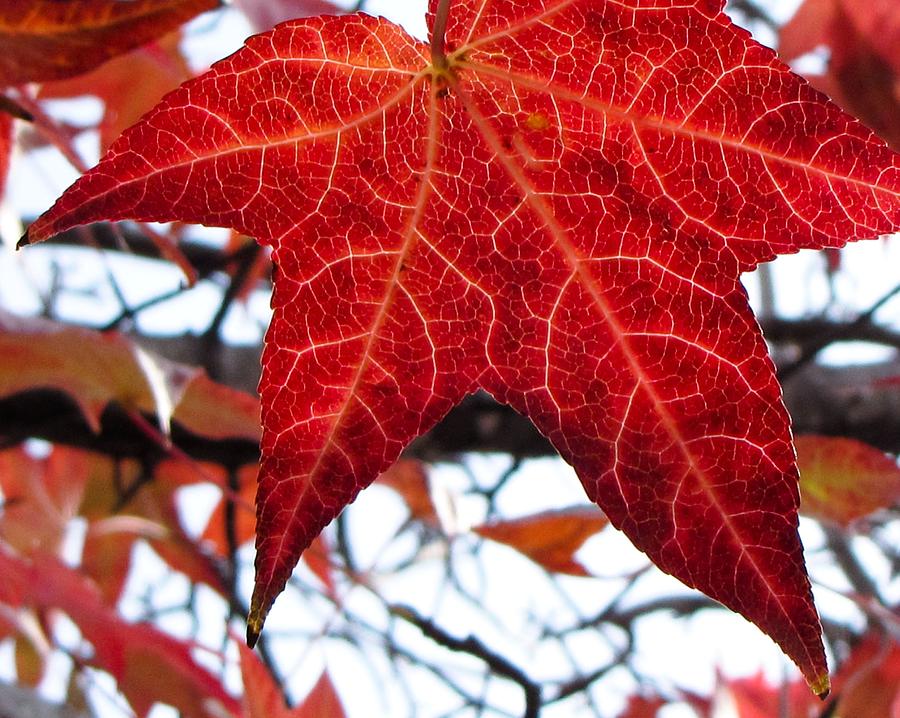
391,605,542,718
0,683,90,718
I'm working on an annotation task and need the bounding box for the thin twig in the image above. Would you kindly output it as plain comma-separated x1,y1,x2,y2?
823,526,882,605
391,604,542,718
778,281,900,382
202,242,262,380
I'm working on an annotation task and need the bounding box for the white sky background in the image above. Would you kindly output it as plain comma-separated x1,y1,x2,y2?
3,0,900,717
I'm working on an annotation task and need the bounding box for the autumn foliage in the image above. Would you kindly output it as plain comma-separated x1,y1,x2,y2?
3,0,900,716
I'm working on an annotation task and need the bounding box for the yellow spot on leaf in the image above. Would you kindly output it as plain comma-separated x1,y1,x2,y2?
525,113,550,131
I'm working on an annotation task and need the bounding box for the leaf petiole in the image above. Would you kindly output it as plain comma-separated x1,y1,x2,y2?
431,0,452,70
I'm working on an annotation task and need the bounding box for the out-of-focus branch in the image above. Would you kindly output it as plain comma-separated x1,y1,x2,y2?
14,222,260,284
0,683,90,718
726,0,778,29
6,351,900,463
12,220,900,459
775,282,900,382
391,605,542,718
823,526,882,604
0,389,259,466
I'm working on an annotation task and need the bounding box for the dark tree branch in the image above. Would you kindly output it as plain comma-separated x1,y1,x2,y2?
0,390,259,467
823,526,882,605
726,0,778,30
11,225,900,462
776,282,900,382
549,658,622,704
16,222,259,285
201,242,263,381
391,605,542,718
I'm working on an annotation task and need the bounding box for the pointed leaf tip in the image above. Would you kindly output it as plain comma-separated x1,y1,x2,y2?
16,231,31,250
246,622,259,649
811,673,831,699
247,588,270,648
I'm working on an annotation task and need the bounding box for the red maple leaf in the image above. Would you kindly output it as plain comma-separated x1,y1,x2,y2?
20,0,900,693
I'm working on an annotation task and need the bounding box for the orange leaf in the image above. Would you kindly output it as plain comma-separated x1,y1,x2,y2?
175,373,261,443
292,671,345,717
202,463,258,556
780,0,900,150
40,31,193,152
473,506,607,576
820,47,900,152
81,520,137,605
202,466,334,595
239,639,345,718
377,459,438,527
14,635,46,687
616,695,666,718
0,0,219,85
78,455,229,596
301,534,336,600
796,435,900,526
832,635,900,717
714,672,820,718
836,0,900,74
779,0,838,64
220,232,273,305
781,0,900,73
77,453,137,521
0,311,198,434
0,311,260,442
239,640,285,718
130,464,229,593
0,444,88,554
